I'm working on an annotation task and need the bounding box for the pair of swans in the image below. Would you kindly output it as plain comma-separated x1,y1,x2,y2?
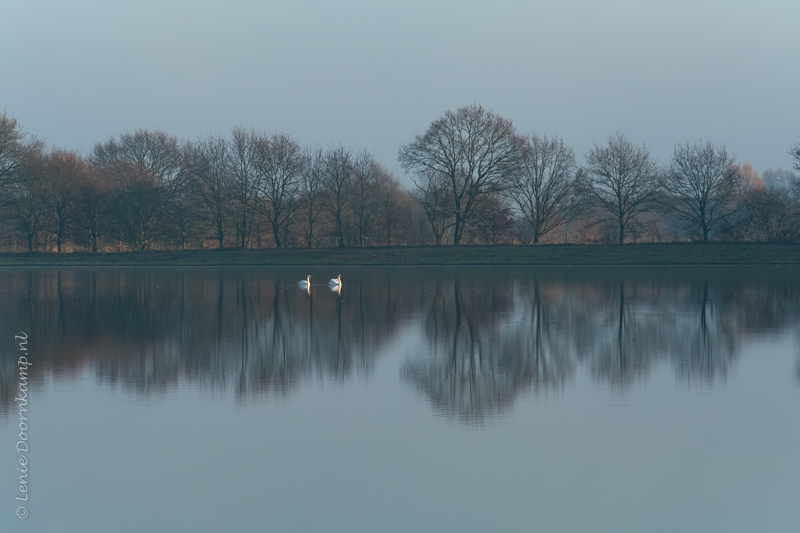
298,275,342,287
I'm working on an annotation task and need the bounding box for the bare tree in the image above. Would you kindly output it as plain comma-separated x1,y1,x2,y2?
748,189,800,242
322,145,353,247
661,141,739,242
300,147,325,247
189,135,233,248
168,161,199,250
582,133,660,244
349,151,382,247
394,190,429,246
229,127,261,248
92,130,186,250
4,149,49,251
412,168,454,244
0,112,42,190
42,149,86,252
791,143,800,173
399,104,524,245
103,162,165,251
93,129,184,188
254,133,304,248
708,162,762,242
507,134,577,243
73,167,108,252
374,168,405,245
748,169,800,242
463,194,515,244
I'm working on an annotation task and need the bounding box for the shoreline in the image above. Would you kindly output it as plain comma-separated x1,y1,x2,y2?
1,243,800,267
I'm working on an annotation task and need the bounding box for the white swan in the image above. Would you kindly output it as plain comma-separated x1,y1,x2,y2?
329,274,342,286
298,275,311,287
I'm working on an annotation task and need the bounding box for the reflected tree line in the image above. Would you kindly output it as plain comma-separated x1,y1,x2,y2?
0,269,419,414
1,268,800,421
403,268,800,422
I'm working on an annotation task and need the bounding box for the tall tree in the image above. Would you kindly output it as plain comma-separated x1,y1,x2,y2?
412,168,454,244
103,162,164,251
189,135,233,248
748,169,800,242
582,133,660,244
93,129,184,187
42,149,86,252
92,130,186,251
0,112,41,191
399,104,524,245
254,133,304,248
168,156,199,250
322,145,353,247
349,151,381,247
394,190,428,246
463,195,515,244
0,111,29,186
507,134,577,243
5,149,49,251
748,187,800,242
661,141,739,242
300,147,325,248
73,167,108,252
229,127,261,248
374,167,405,246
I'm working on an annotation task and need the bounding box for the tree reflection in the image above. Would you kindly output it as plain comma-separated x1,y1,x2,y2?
402,277,578,424
403,279,520,423
0,269,416,414
1,267,799,421
403,268,800,420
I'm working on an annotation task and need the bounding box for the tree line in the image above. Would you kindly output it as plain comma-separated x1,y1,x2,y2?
1,107,799,251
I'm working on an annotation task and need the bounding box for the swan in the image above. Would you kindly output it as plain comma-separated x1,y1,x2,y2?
298,275,311,287
329,274,342,286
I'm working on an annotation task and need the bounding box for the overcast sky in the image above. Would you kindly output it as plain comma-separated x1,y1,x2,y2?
2,0,798,181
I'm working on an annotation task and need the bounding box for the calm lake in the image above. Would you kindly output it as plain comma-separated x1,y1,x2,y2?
1,267,799,532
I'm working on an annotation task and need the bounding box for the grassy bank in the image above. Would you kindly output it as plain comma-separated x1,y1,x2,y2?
2,243,800,267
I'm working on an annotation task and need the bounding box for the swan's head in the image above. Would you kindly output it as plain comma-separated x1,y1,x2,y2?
307,275,311,282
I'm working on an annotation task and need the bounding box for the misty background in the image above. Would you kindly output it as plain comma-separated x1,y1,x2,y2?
1,0,798,179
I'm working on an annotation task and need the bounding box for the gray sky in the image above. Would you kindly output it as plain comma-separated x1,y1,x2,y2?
2,0,798,181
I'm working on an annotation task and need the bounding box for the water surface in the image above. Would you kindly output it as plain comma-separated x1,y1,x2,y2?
1,267,799,532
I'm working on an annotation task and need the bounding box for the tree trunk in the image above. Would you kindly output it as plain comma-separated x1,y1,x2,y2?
453,214,463,245
90,226,98,253
336,211,344,247
272,224,282,248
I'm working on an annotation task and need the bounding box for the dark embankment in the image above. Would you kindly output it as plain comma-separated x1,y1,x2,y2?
2,243,800,267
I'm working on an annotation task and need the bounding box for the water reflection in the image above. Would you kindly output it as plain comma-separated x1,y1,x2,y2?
403,278,542,423
1,267,799,421
0,269,417,412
